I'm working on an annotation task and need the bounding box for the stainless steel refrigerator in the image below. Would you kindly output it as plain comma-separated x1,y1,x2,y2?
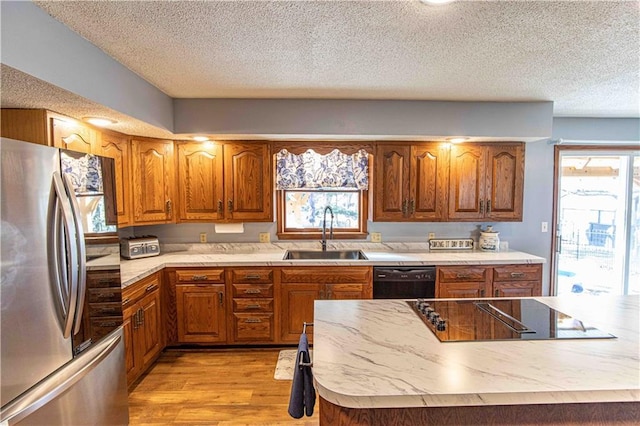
1,137,129,425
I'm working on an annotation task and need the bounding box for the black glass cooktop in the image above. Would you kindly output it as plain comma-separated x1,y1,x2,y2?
409,299,616,342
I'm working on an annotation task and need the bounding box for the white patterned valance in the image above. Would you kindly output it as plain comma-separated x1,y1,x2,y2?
276,149,369,190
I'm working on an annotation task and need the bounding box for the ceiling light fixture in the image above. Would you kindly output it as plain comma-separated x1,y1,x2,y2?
419,0,456,5
83,116,117,127
192,136,209,142
447,137,469,143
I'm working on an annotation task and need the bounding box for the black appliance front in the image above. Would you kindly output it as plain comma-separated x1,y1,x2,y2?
373,267,436,299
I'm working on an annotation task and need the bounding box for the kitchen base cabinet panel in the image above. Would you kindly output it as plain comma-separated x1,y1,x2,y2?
279,267,372,343
122,272,163,386
436,264,542,299
176,284,226,343
228,268,276,344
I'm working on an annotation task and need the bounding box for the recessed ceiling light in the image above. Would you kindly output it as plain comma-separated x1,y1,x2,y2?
83,116,117,127
192,136,209,142
420,0,456,5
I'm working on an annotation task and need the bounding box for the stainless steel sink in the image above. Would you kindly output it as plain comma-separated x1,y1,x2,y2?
283,250,368,260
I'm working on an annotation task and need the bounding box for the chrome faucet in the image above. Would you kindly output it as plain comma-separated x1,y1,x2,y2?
321,206,334,251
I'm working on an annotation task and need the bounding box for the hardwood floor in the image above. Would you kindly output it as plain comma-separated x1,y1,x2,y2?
128,348,318,425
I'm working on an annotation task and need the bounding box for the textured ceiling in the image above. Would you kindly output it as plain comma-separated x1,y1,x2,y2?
2,1,639,139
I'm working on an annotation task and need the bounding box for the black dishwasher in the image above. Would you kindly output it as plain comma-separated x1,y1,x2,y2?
373,267,436,299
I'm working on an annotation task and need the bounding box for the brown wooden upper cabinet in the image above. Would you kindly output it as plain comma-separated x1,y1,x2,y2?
448,143,524,221
176,141,272,222
373,143,449,221
98,132,132,227
1,109,98,153
131,138,175,224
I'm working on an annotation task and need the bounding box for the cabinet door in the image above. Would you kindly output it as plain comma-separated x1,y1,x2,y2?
122,304,139,384
139,288,162,366
176,141,224,222
448,144,486,220
485,144,524,221
99,133,132,227
326,283,370,300
51,117,97,153
411,143,448,221
131,139,175,223
280,283,322,343
176,284,226,343
493,281,541,298
224,142,272,221
437,282,489,298
373,144,410,221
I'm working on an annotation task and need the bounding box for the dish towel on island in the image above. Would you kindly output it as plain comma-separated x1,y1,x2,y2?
287,333,316,418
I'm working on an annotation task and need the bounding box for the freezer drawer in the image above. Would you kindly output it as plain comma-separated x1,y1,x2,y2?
1,328,129,425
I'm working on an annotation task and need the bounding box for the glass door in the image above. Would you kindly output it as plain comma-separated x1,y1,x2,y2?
553,150,639,296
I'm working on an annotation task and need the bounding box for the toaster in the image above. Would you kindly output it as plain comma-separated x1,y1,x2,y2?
120,236,160,259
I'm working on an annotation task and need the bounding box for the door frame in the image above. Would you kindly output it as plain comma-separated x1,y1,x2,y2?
550,144,639,295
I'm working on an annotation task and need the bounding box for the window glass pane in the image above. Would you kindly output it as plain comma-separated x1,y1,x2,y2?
284,190,359,229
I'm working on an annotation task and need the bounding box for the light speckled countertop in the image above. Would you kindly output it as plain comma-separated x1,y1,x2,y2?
116,247,545,288
312,295,640,409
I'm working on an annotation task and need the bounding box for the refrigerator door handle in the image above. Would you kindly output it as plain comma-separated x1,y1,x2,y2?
62,173,87,335
50,172,79,339
0,329,123,425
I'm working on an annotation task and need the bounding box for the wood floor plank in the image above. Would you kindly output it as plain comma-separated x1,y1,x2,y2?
128,348,318,425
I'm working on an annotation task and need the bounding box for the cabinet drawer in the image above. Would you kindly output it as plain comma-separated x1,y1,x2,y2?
231,283,274,298
233,298,273,312
493,264,542,282
88,287,122,303
176,269,224,283
281,267,371,283
90,317,124,340
88,302,122,317
232,313,274,341
87,271,121,288
230,268,273,284
438,266,488,283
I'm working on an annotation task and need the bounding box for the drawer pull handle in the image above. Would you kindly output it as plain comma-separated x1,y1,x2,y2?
244,288,262,294
98,321,118,327
191,275,208,281
456,274,471,279
145,284,158,292
244,275,261,280
97,292,115,298
122,298,131,306
246,304,261,309
245,318,262,323
510,272,526,278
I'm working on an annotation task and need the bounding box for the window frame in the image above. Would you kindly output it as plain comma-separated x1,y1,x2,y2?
273,142,373,240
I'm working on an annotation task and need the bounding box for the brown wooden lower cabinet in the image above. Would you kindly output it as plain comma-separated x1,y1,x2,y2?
436,264,542,298
176,283,227,343
279,267,373,343
122,272,163,386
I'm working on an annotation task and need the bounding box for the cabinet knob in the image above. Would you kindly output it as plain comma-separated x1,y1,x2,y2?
486,200,491,214
409,199,415,215
227,199,234,212
479,200,484,215
402,199,408,216
166,200,172,214
495,289,499,297
217,199,223,214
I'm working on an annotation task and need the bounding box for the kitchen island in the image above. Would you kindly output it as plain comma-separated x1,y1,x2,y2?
312,296,640,425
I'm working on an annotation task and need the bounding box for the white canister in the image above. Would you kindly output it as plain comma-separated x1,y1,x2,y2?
479,226,500,251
